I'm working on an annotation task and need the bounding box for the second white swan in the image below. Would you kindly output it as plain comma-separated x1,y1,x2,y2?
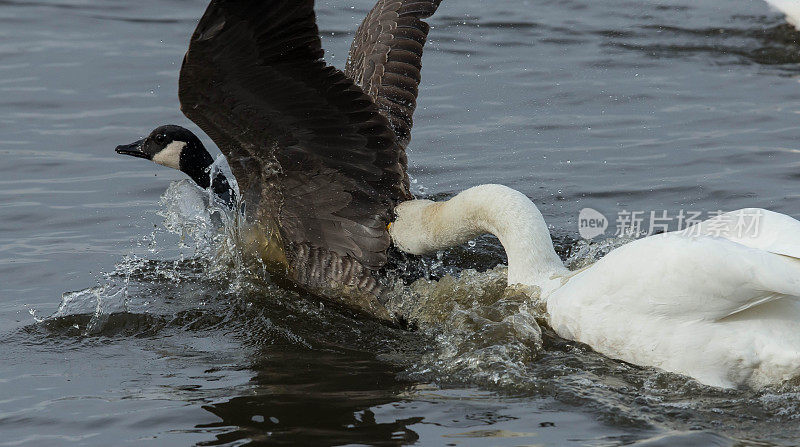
389,184,800,388
764,0,800,30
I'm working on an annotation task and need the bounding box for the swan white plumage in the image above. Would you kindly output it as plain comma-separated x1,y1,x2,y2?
763,0,800,30
389,184,800,388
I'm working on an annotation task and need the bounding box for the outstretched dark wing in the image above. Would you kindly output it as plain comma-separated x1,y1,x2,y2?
179,0,412,274
345,0,442,148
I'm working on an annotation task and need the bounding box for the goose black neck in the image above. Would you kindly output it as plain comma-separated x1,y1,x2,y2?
180,140,235,207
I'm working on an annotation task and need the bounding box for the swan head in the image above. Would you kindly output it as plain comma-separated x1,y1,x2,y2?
115,125,216,189
389,199,437,255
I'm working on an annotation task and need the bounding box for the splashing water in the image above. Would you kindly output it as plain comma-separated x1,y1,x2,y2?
565,232,640,270
388,267,546,390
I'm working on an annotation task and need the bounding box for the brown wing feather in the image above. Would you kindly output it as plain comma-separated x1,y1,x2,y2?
178,0,420,318
345,0,442,148
179,0,411,269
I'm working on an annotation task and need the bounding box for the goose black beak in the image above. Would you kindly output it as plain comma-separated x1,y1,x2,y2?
115,139,149,160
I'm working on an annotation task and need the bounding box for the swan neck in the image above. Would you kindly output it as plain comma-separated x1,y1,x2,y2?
423,185,567,287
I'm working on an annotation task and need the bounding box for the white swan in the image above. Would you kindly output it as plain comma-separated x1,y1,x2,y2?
388,184,800,388
764,0,800,30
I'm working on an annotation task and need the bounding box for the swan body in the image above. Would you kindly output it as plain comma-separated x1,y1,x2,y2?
389,185,800,388
764,0,800,30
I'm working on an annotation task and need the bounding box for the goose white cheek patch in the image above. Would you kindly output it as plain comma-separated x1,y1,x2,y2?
153,141,186,169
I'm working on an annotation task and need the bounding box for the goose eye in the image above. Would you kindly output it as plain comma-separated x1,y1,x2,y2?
154,134,167,145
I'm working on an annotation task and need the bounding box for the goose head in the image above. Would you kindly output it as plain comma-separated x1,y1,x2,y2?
116,125,216,189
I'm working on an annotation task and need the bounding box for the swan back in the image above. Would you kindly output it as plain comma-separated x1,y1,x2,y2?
560,234,800,320
679,208,800,259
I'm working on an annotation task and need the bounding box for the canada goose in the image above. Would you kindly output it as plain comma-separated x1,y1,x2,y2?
390,184,800,388
116,0,442,322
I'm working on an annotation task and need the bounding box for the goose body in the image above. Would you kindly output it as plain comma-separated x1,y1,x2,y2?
115,0,442,321
389,185,800,388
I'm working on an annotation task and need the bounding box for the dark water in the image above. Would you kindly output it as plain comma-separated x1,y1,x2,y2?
2,0,800,445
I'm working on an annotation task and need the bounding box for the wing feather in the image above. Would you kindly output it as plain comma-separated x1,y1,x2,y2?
176,0,447,318
680,208,800,259
345,0,442,148
561,234,800,323
179,0,413,272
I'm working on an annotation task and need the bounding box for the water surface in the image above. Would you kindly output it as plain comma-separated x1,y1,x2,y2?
2,0,800,445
